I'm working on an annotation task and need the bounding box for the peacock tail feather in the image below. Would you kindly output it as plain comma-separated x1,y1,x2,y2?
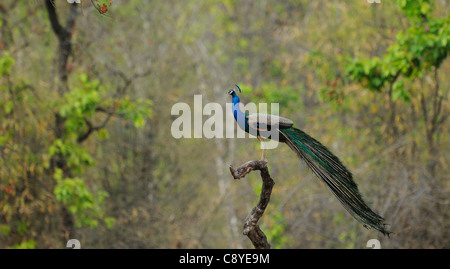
279,127,391,236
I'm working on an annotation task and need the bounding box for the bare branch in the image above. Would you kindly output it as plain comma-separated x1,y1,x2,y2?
104,65,152,98
229,160,275,249
77,112,114,143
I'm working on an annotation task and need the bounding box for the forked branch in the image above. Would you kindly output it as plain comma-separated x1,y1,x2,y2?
229,160,275,249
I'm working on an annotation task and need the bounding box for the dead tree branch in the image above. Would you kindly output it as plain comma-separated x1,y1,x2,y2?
229,160,275,249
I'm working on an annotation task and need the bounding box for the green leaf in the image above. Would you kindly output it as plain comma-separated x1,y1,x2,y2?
79,73,88,84
0,224,11,236
104,217,116,229
0,52,15,77
363,62,371,75
133,116,145,128
97,128,110,140
8,240,36,249
4,101,13,114
392,80,404,100
372,77,383,88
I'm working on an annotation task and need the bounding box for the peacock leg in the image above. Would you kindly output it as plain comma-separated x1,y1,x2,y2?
257,136,267,160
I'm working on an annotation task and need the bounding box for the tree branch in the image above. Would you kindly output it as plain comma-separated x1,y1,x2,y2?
45,0,79,94
45,0,65,39
77,112,113,143
229,160,275,249
104,65,152,98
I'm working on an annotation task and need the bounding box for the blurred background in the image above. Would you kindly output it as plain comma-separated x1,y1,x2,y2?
0,0,448,249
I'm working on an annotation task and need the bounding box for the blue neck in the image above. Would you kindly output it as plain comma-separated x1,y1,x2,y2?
231,94,248,131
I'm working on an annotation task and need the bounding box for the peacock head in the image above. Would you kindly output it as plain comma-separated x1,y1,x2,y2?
227,84,242,97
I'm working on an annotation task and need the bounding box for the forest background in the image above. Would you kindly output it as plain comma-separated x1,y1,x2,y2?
0,0,448,249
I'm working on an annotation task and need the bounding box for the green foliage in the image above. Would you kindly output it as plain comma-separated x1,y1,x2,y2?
263,212,289,249
59,75,103,132
97,128,110,140
115,97,153,128
396,0,433,20
47,139,96,173
1,0,448,250
346,0,449,101
53,168,109,228
47,73,153,230
0,224,11,236
104,217,116,229
58,74,152,138
0,52,15,116
8,240,36,249
0,51,14,77
0,48,151,247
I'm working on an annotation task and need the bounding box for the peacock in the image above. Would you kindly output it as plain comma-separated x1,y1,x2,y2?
228,84,391,236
